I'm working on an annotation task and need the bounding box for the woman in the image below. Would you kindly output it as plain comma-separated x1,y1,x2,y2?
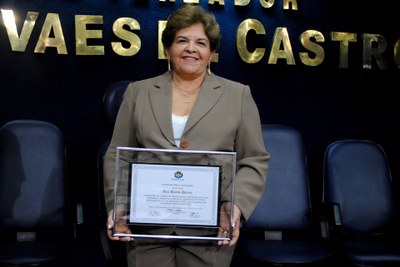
103,4,269,267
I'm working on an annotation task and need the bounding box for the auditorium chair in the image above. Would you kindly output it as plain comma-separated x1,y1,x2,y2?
0,119,81,266
322,139,400,266
238,124,335,266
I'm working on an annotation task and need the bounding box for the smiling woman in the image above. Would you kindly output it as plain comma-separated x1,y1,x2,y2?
102,4,269,267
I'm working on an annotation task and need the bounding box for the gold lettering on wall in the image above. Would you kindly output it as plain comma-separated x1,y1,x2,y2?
394,39,400,69
283,0,298,10
34,13,67,54
268,27,295,65
299,30,325,66
234,0,250,6
112,17,141,56
0,8,397,70
236,19,265,63
1,9,38,52
75,15,104,55
208,0,225,5
158,20,167,59
363,33,387,70
331,32,357,68
260,0,275,8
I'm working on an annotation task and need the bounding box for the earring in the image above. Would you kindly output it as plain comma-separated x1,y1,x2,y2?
207,63,211,75
168,59,171,71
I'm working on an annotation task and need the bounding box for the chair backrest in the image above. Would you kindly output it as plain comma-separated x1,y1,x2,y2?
0,119,72,265
0,119,67,231
102,80,131,129
323,139,396,233
243,124,313,230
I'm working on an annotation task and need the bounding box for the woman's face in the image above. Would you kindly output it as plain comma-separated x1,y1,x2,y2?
166,23,213,79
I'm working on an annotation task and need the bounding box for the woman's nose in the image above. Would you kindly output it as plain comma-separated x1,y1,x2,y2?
186,42,196,52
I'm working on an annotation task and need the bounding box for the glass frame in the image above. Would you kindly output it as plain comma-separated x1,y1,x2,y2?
112,147,237,241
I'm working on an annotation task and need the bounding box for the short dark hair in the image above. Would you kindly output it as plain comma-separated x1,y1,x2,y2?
162,5,221,52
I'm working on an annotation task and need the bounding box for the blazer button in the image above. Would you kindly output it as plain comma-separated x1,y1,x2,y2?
180,140,188,148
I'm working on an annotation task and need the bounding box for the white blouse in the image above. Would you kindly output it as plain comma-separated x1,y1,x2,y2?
172,113,189,147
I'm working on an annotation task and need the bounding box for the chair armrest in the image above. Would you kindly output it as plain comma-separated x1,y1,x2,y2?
320,202,342,240
73,203,85,242
320,216,330,240
332,203,342,226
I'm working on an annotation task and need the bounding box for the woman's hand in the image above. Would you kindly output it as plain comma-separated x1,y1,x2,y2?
217,202,241,246
106,209,134,242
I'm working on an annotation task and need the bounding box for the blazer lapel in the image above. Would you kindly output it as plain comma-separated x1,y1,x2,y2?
149,72,175,146
149,72,223,146
184,74,223,134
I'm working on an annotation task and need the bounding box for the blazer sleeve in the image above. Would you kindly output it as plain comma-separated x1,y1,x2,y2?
103,83,140,213
233,86,269,220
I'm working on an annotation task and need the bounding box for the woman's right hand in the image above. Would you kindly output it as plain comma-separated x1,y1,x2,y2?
106,209,134,242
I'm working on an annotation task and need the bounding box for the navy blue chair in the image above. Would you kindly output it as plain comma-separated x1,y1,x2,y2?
323,139,400,266
97,81,130,267
238,124,334,266
0,119,79,266
101,81,131,130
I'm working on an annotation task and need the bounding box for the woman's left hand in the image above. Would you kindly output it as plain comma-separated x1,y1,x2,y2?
217,202,241,246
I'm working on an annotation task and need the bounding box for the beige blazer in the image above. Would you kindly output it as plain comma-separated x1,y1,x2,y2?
103,71,269,235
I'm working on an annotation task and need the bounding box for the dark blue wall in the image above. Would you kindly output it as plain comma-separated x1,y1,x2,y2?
1,0,399,213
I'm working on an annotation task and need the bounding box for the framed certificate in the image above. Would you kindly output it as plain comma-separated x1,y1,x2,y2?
129,163,221,227
112,147,237,241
